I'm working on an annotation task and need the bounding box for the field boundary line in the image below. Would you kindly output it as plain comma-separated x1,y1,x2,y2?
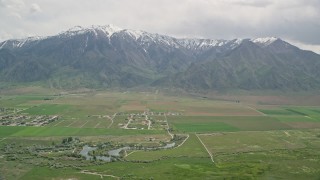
124,150,137,158
53,120,64,127
0,138,7,142
67,120,77,127
94,122,101,128
174,134,189,149
146,114,151,130
79,170,119,179
107,113,117,129
304,116,315,120
246,105,266,116
123,119,132,129
80,120,90,128
195,133,214,163
164,114,174,139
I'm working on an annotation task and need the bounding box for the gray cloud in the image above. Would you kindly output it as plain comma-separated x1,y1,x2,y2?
30,3,41,13
0,0,319,53
0,0,5,8
227,0,273,7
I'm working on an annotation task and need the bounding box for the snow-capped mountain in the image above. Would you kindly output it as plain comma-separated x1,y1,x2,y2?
0,25,280,52
0,25,320,90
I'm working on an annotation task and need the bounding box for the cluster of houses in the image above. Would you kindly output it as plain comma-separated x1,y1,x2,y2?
116,111,182,116
118,110,181,130
0,115,59,127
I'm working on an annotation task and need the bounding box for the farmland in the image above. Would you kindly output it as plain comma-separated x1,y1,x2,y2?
0,87,320,179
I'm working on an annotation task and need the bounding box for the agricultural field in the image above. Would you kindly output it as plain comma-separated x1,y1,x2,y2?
0,87,320,179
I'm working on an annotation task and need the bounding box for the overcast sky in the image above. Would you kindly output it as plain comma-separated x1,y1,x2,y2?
1,0,320,53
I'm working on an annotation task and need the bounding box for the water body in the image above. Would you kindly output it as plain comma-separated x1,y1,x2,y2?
80,142,176,161
79,145,112,161
79,145,96,160
161,142,175,149
108,147,130,156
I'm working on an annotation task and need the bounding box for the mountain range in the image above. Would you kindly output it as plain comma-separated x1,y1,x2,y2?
1,25,320,90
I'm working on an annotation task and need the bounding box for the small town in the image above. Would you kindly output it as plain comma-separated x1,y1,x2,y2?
0,114,59,127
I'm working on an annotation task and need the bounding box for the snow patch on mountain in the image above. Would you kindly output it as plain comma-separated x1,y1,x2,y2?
252,37,278,46
0,36,47,49
0,41,7,49
94,24,123,37
227,39,244,49
60,24,123,38
177,38,243,51
124,29,145,40
133,32,181,49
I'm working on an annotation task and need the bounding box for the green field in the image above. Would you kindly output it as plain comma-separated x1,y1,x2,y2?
172,122,238,132
126,134,209,161
21,104,72,115
168,116,293,131
0,126,163,137
0,88,320,179
0,126,26,137
198,129,320,179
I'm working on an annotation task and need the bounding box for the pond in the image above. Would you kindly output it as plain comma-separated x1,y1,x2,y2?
79,145,112,161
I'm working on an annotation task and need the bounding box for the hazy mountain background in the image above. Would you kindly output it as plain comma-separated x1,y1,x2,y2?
0,25,320,91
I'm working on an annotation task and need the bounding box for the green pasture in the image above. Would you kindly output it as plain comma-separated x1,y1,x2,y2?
21,104,71,115
259,106,320,118
285,107,320,116
274,116,317,122
168,116,292,132
20,167,102,180
0,126,164,137
258,109,298,116
126,134,208,161
214,148,320,179
0,126,26,137
172,122,238,132
198,130,319,154
22,157,218,180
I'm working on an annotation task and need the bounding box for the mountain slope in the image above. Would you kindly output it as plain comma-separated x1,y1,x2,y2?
0,25,320,90
156,39,320,90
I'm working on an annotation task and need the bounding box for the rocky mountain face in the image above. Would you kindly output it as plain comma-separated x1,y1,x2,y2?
1,25,320,90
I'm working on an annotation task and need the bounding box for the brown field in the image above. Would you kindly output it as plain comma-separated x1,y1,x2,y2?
0,86,57,95
284,122,320,129
204,93,320,106
121,101,146,111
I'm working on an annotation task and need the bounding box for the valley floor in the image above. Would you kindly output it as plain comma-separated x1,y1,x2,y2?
0,87,319,179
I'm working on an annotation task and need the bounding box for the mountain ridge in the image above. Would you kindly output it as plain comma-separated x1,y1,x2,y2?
0,25,286,52
0,25,319,91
